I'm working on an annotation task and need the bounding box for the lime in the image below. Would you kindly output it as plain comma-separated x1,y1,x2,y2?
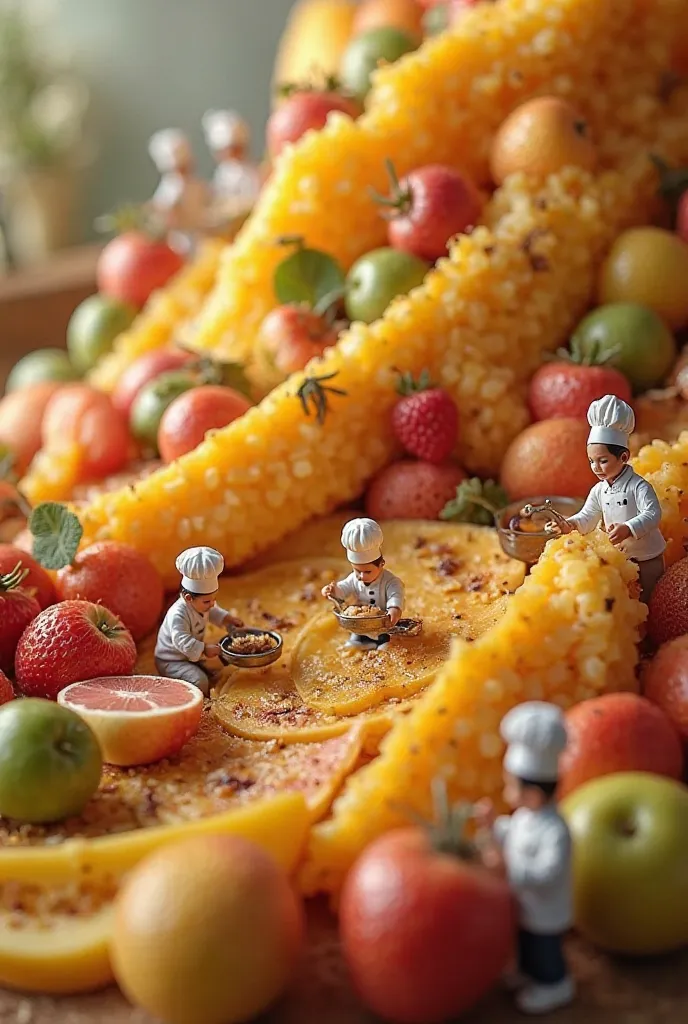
5,348,78,393
571,303,676,393
0,699,102,823
340,27,417,100
67,294,138,374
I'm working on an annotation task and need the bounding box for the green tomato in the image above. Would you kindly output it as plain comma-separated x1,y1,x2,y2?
340,27,418,100
130,370,197,451
67,294,138,375
0,699,102,824
5,347,78,393
572,303,676,393
345,247,429,324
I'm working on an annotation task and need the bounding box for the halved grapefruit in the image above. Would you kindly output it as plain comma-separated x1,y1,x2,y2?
57,676,203,767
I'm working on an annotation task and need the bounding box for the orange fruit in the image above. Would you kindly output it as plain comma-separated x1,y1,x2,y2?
353,0,424,42
647,556,688,647
111,834,304,1024
643,636,688,743
58,675,203,767
598,228,688,331
489,97,597,186
500,418,595,501
0,381,63,475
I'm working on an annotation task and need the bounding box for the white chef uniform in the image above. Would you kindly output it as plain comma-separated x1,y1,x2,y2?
148,129,211,248
155,547,230,695
566,395,665,602
493,702,575,1013
334,519,405,648
202,110,261,213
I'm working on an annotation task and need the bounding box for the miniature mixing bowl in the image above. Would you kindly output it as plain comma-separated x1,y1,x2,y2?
219,628,284,669
332,609,391,636
495,495,584,566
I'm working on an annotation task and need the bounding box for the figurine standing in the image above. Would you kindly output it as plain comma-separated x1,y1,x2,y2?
476,702,574,1015
147,128,211,250
321,518,404,651
549,395,665,604
201,109,262,214
155,546,243,696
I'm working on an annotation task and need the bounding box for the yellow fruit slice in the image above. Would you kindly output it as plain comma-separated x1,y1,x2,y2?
271,0,357,101
0,792,308,994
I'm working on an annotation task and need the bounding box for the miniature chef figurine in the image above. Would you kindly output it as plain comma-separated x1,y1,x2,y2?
155,546,243,696
201,109,262,213
147,128,211,250
476,702,574,1015
547,395,665,604
321,518,405,651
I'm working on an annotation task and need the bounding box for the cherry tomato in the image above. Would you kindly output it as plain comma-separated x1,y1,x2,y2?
157,385,252,463
340,827,516,1024
267,91,361,159
385,165,483,263
112,347,196,419
258,305,338,376
42,384,131,480
97,231,184,310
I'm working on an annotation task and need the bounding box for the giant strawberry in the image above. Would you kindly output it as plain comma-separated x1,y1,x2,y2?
0,563,41,674
15,600,137,701
391,370,459,463
0,669,15,705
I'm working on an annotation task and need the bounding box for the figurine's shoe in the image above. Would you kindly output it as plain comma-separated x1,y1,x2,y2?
516,977,575,1015
375,633,392,651
346,635,378,651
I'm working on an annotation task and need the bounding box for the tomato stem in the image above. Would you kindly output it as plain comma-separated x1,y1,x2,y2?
0,562,30,593
369,158,414,219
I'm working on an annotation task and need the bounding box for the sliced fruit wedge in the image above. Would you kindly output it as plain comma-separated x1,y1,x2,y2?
0,792,309,994
58,676,203,767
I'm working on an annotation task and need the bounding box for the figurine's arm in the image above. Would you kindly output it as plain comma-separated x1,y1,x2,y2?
385,575,405,626
565,486,602,535
625,479,663,539
208,604,244,628
332,576,356,601
507,820,571,889
167,606,205,662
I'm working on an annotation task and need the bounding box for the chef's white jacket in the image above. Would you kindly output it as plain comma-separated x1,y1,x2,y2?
332,568,405,614
494,805,573,935
155,596,229,664
213,160,262,206
567,465,665,561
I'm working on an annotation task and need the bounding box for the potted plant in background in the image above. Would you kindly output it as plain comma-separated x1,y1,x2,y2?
0,0,93,269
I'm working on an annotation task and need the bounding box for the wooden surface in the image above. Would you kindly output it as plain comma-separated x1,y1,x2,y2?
0,903,686,1024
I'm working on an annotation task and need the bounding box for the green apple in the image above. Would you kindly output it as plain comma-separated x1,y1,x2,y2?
345,248,429,324
67,293,138,374
571,303,676,393
5,348,78,392
130,370,197,451
0,699,103,823
561,771,688,955
340,27,418,100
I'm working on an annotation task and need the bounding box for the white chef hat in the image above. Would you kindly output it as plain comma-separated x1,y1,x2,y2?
148,129,193,172
341,518,384,564
587,394,635,448
501,701,568,783
202,109,250,150
175,546,224,594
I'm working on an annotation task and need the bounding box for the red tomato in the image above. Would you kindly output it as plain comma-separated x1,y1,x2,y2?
267,91,361,159
386,165,483,263
42,384,131,480
677,192,688,245
340,827,516,1024
97,232,184,310
157,385,252,463
0,382,63,474
258,305,338,376
111,347,196,418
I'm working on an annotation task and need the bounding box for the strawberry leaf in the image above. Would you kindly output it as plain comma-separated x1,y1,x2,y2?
29,502,83,570
394,368,434,396
440,478,508,526
274,243,346,309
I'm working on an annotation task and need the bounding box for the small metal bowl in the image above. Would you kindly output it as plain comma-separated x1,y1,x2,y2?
219,628,284,669
495,495,584,567
332,609,391,636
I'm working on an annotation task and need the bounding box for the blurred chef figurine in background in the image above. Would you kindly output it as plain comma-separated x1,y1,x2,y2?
147,128,211,253
475,702,574,1015
322,518,405,651
202,109,262,218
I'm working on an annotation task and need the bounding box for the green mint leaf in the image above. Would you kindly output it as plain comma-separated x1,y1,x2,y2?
29,502,83,570
439,478,507,526
274,246,346,308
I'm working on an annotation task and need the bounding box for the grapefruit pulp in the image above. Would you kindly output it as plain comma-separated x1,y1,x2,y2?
58,676,203,767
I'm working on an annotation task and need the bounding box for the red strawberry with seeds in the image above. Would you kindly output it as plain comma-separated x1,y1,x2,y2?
391,370,459,463
0,669,14,705
528,340,632,422
373,160,483,263
366,460,467,520
0,563,41,674
15,600,137,701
